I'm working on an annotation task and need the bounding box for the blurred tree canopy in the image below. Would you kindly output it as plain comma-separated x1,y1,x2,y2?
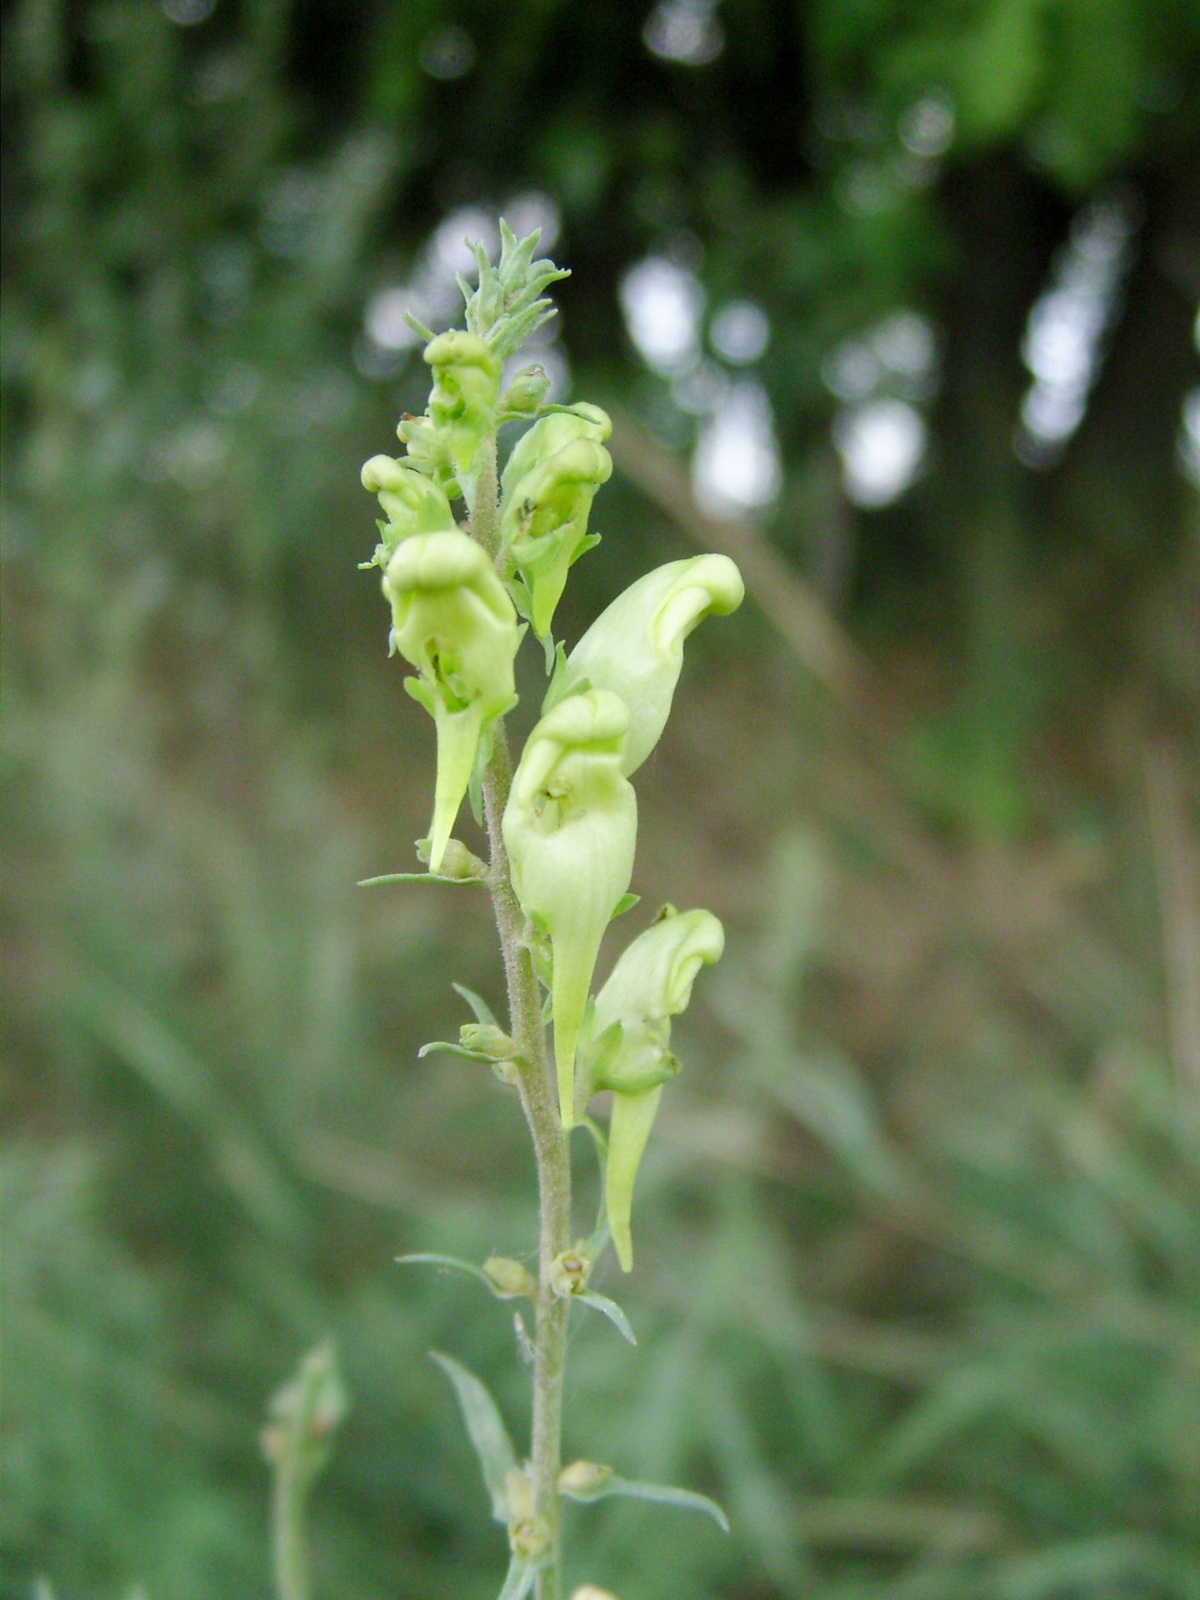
2,2,1199,1598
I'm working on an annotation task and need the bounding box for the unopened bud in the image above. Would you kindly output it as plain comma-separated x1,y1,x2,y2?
416,836,486,880
461,1022,519,1060
508,1513,552,1563
571,1588,621,1600
500,362,551,416
557,1460,613,1498
548,1247,592,1299
483,1257,537,1299
503,1463,535,1521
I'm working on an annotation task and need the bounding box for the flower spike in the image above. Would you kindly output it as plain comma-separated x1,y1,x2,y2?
502,690,637,1126
384,531,519,872
545,555,744,774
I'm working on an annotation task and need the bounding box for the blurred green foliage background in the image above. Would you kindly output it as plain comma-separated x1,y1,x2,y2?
3,1,1199,1596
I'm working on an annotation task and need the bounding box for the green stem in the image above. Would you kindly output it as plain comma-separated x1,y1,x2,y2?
271,1461,310,1600
473,434,571,1600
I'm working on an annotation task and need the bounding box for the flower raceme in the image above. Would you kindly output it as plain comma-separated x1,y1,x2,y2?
499,402,613,638
545,554,745,774
582,907,725,1270
383,530,519,874
501,690,637,1128
355,224,745,1596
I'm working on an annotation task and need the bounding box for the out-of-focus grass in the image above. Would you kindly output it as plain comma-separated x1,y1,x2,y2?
6,536,1199,1596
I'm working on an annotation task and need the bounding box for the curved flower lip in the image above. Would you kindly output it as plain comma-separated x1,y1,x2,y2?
386,528,506,604
545,554,744,774
509,687,630,812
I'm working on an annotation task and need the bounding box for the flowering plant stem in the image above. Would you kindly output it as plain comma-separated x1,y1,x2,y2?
334,225,740,1596
475,435,571,1599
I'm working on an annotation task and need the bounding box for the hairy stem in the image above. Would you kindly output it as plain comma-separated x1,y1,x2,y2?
473,434,571,1600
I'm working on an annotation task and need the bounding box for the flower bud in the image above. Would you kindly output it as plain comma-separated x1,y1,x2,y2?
483,1256,538,1299
545,555,744,774
504,1463,535,1521
548,1246,592,1299
509,1514,551,1563
423,330,502,482
396,411,458,492
500,362,551,417
571,1588,621,1600
415,836,487,880
502,690,637,1126
360,455,457,569
460,1023,518,1060
582,908,725,1270
385,530,519,873
499,403,613,637
557,1460,614,1498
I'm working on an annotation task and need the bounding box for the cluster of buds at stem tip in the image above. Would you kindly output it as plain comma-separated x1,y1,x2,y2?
384,531,519,874
501,689,637,1128
581,907,725,1271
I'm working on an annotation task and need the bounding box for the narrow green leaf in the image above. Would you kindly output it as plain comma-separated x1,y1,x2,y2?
561,1470,730,1533
452,982,501,1028
357,872,480,887
579,1114,610,1240
496,1554,538,1600
577,1290,637,1346
404,309,435,342
507,576,536,626
430,1352,518,1524
610,892,641,922
580,1113,608,1159
396,1253,494,1290
468,755,486,827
